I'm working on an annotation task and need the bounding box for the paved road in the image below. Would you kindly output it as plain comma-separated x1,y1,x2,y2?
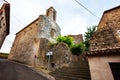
0,59,48,80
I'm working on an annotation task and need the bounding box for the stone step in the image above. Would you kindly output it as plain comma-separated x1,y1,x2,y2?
54,68,90,73
60,66,89,69
56,67,89,72
50,67,91,80
70,63,89,67
51,74,90,80
53,71,89,75
55,77,87,80
70,66,88,68
49,56,91,80
50,73,90,79
50,71,90,76
55,76,90,80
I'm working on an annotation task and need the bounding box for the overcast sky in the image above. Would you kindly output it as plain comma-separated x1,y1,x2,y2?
0,0,120,53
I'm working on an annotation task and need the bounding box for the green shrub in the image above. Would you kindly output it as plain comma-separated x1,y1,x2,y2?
0,53,9,59
70,42,84,56
56,36,84,55
56,36,73,47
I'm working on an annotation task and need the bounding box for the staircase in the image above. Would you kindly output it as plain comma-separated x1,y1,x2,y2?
49,56,91,80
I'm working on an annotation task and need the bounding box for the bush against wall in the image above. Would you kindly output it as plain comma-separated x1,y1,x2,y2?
56,36,73,47
56,36,84,56
0,53,9,59
71,42,84,56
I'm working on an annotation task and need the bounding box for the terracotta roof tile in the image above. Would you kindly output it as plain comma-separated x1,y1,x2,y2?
86,47,120,56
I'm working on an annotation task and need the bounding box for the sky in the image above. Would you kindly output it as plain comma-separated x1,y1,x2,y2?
0,0,120,53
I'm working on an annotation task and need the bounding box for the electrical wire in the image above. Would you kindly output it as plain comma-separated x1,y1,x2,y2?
3,0,9,3
6,39,12,43
74,0,100,19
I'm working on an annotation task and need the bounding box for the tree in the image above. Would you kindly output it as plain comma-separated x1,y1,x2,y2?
84,25,97,51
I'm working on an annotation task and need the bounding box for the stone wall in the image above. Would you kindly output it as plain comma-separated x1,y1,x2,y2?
89,6,120,51
89,27,118,51
0,3,10,49
68,34,83,44
8,19,39,65
98,6,120,30
50,43,72,69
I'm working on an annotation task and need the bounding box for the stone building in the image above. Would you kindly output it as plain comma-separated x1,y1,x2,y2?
87,5,120,80
68,34,83,44
8,7,61,67
89,5,120,51
0,3,10,49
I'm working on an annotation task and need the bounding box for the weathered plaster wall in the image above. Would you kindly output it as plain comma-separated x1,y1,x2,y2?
88,55,120,80
9,15,61,66
38,15,60,43
8,20,39,65
34,15,61,67
36,38,50,67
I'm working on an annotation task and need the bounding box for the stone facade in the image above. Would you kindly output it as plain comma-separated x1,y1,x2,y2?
0,3,10,49
68,34,83,44
89,5,120,51
8,7,61,67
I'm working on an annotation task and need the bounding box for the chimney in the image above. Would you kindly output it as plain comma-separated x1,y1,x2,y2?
46,7,56,21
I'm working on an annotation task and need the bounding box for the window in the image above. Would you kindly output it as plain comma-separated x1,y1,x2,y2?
109,63,120,80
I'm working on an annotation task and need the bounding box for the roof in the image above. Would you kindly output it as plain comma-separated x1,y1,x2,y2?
86,47,120,56
0,3,10,35
98,5,120,29
16,18,38,35
104,5,120,13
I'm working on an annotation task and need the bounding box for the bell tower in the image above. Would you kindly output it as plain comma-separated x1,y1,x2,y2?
46,6,56,21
